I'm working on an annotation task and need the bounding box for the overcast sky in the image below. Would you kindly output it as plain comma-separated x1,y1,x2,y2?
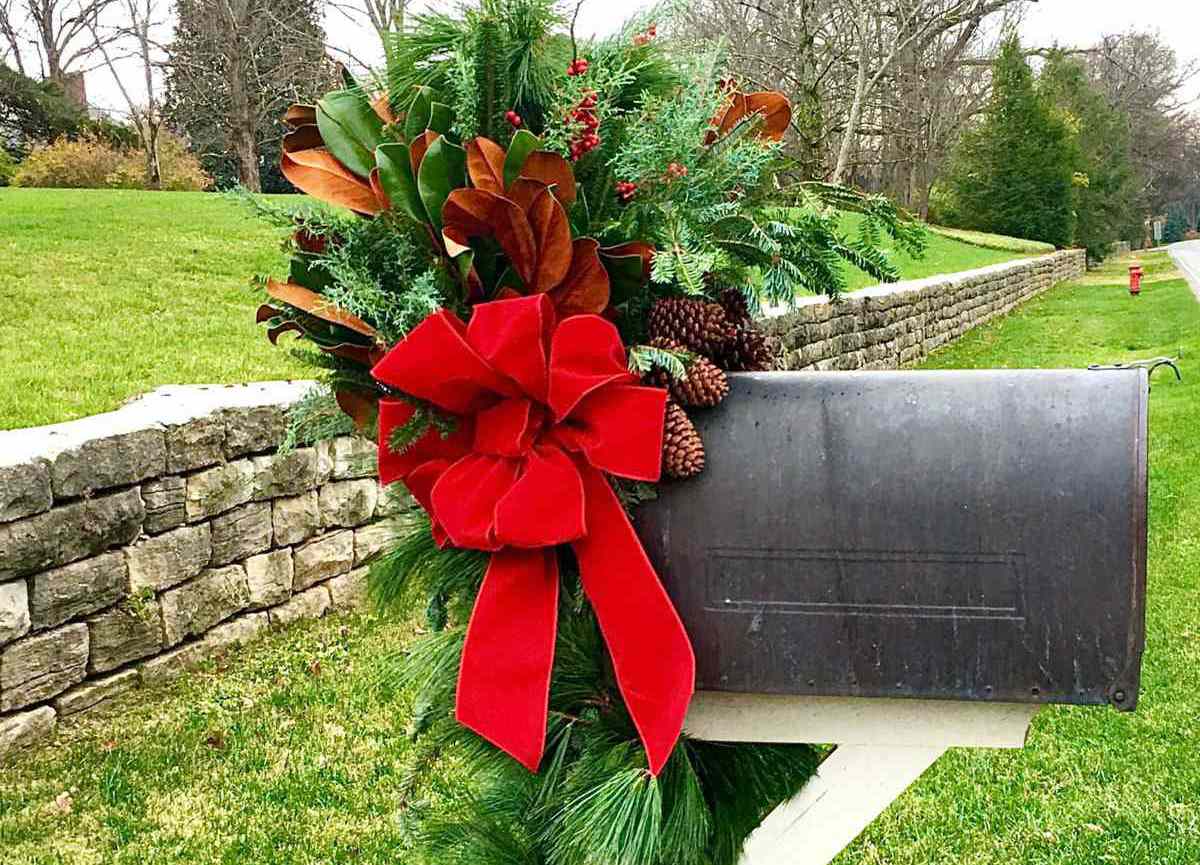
84,0,1200,118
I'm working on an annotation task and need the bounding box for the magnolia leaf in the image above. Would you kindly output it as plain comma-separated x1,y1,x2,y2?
404,86,433,142
466,138,506,195
550,238,609,315
288,252,333,292
375,142,427,224
442,189,537,286
409,130,438,178
339,65,358,90
336,389,379,431
265,278,379,340
524,185,572,293
317,90,385,178
282,124,323,152
371,92,396,125
503,130,541,190
519,151,576,206
709,90,792,144
417,135,466,231
599,250,647,305
429,102,453,135
281,148,380,215
284,104,317,129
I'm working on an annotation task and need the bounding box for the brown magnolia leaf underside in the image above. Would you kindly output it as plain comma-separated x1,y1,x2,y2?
281,148,381,215
442,189,538,286
264,279,380,340
522,185,572,293
551,238,610,315
708,90,792,144
519,151,576,206
466,137,507,195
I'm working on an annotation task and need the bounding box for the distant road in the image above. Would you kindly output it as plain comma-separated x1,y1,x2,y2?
1169,240,1200,302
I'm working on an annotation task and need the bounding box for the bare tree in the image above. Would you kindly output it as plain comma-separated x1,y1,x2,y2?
86,0,165,186
329,0,406,38
1,0,28,73
21,0,119,86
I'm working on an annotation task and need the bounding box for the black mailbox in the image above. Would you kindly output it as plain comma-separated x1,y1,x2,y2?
636,370,1148,710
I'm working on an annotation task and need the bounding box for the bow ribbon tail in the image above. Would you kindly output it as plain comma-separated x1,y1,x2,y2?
573,465,696,776
456,547,560,771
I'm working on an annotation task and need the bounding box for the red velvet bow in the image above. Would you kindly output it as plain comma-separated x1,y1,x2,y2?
372,294,695,775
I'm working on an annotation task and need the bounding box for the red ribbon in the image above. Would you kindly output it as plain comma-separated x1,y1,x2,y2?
372,294,695,775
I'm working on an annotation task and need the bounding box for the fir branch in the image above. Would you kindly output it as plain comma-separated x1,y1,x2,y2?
627,344,695,380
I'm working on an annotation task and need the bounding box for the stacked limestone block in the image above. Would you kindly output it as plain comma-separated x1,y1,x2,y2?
763,249,1086,371
0,382,401,758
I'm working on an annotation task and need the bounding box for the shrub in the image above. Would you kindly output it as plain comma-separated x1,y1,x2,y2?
12,131,210,191
0,149,16,186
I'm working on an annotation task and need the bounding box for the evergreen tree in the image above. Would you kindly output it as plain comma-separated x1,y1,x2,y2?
945,36,1077,248
163,0,333,192
1163,207,1189,244
1040,52,1137,262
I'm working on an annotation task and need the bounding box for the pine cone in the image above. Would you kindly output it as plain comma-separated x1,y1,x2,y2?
647,298,730,356
663,400,705,479
719,323,774,372
718,287,752,326
643,338,730,407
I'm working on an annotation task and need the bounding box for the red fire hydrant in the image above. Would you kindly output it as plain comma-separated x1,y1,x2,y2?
1129,263,1144,296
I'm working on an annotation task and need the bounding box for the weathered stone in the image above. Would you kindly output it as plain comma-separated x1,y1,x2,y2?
328,436,377,480
184,459,255,521
29,552,126,629
251,448,318,499
244,549,294,608
374,487,411,518
125,523,211,593
354,522,398,566
272,491,320,546
54,669,138,717
51,428,165,498
0,581,30,647
205,612,269,651
329,568,368,611
0,706,55,758
160,566,250,646
314,439,334,485
138,641,214,687
0,624,88,711
164,415,225,473
222,405,286,458
293,530,354,590
0,460,52,523
209,502,272,566
269,585,330,628
319,480,378,529
87,600,164,673
0,488,143,581
141,475,186,534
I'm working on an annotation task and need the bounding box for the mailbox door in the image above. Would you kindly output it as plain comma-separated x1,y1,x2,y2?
636,370,1147,709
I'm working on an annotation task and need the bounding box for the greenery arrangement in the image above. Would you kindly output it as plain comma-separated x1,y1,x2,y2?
248,3,925,863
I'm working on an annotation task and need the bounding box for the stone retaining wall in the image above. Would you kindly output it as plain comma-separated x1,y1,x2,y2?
0,382,399,758
763,249,1086,370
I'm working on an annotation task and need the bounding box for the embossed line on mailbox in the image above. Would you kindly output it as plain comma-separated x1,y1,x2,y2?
704,549,1026,621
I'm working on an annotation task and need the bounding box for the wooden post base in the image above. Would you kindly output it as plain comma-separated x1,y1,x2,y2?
684,693,1039,865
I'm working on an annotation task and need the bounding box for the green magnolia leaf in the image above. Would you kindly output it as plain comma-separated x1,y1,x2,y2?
503,129,541,190
428,102,453,136
404,87,433,143
599,251,645,304
317,90,384,178
375,143,426,224
288,252,333,292
339,66,358,90
417,136,466,231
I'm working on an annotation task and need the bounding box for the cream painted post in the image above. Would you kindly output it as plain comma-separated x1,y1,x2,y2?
684,692,1039,865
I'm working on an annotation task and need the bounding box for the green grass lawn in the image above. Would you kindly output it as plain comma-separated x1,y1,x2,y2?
0,188,1030,430
1,252,1196,864
839,215,1029,292
0,188,309,430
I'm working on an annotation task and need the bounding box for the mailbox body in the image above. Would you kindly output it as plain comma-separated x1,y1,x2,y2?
636,370,1147,710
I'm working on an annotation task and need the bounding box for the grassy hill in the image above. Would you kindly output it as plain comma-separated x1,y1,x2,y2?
0,188,1035,430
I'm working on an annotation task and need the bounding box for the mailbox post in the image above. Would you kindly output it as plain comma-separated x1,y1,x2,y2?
637,369,1148,864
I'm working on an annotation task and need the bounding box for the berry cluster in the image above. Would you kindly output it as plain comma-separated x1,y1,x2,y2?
505,110,522,128
665,162,688,180
568,91,600,161
632,23,657,47
566,58,589,77
616,180,638,203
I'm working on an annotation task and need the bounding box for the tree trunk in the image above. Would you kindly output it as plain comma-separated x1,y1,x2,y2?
833,55,869,185
225,30,261,191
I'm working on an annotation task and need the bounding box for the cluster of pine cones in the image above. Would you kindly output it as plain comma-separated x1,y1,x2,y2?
645,289,774,480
